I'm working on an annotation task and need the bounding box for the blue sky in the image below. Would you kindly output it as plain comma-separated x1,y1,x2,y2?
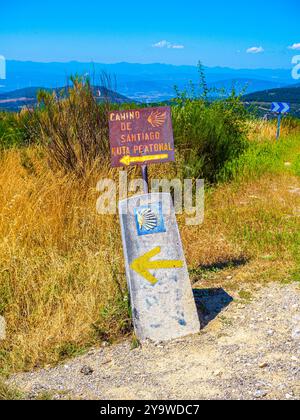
1,0,299,68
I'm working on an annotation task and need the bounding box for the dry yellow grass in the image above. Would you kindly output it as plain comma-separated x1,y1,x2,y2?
247,118,300,142
0,121,300,373
185,172,300,287
0,148,128,372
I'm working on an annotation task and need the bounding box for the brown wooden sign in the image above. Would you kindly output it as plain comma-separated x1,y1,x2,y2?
108,106,175,167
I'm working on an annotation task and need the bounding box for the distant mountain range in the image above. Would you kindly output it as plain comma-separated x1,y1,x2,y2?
1,74,300,117
0,86,131,112
0,60,298,102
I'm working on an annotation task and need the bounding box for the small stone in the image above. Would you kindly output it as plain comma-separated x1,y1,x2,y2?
292,327,300,340
267,330,274,336
292,315,300,323
214,370,222,377
101,341,109,347
101,359,112,365
254,390,268,399
0,316,6,340
226,276,233,280
80,365,94,376
259,362,268,369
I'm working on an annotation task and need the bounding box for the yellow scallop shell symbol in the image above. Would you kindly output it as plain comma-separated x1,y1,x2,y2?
147,110,167,128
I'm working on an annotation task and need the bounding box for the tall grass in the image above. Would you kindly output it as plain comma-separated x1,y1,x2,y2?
0,148,131,373
220,122,300,182
32,77,111,176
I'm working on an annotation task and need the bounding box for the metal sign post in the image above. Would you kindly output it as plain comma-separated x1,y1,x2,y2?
276,113,282,141
109,106,200,342
271,102,291,140
141,165,149,194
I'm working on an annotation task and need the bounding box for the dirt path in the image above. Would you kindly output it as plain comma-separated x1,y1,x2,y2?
9,283,300,400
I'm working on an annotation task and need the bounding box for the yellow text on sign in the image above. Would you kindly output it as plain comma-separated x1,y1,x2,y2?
130,246,184,285
120,154,168,166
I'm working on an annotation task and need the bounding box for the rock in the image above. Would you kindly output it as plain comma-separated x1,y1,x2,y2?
292,315,300,323
0,316,6,340
254,390,268,399
101,359,112,365
80,366,94,376
213,370,222,377
259,362,268,369
292,327,300,340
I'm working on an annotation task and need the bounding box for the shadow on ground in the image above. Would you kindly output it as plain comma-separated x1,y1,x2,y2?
194,257,249,274
193,288,234,328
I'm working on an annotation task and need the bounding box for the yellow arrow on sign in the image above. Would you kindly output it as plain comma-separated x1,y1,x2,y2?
120,154,169,166
130,246,183,285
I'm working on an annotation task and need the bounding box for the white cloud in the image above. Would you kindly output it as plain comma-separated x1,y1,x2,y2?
153,40,170,48
152,40,184,49
288,43,300,50
246,46,264,54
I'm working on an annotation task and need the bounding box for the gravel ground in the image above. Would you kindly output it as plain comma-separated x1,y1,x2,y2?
9,282,300,400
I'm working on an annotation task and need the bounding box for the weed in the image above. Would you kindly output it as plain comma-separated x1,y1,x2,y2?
238,290,253,301
0,380,23,400
131,334,140,350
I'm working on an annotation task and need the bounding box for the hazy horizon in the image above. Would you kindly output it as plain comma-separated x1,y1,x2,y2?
4,59,294,71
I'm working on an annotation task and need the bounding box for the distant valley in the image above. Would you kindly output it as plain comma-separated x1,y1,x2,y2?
1,63,299,118
0,61,298,103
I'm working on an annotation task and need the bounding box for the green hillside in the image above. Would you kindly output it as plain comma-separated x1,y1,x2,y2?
0,86,132,112
243,86,300,104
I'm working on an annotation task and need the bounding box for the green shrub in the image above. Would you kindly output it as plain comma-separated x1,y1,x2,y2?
172,96,249,182
0,112,30,149
172,65,249,183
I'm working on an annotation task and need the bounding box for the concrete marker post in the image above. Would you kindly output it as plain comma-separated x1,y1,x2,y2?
119,193,200,342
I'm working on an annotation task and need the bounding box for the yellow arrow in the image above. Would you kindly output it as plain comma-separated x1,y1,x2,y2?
120,154,168,166
130,246,183,285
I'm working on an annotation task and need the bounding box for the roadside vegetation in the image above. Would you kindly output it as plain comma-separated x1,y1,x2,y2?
0,74,300,376
0,379,23,400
